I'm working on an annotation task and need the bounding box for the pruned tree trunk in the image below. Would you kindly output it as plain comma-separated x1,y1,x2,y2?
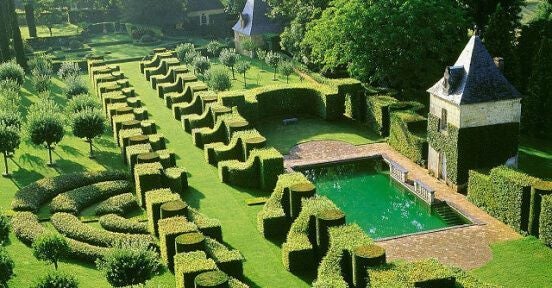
231,66,235,79
2,151,9,177
243,72,247,88
47,144,54,166
88,139,94,159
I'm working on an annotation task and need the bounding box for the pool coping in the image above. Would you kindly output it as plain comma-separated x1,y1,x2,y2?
288,152,483,241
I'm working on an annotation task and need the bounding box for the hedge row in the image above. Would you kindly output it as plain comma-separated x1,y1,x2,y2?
388,109,428,166
174,251,218,288
187,207,222,242
183,103,232,134
218,148,284,191
145,189,181,235
257,173,312,238
51,212,155,248
11,212,108,263
282,197,340,272
365,95,399,136
99,214,149,234
192,112,249,149
12,171,128,212
158,216,199,271
540,194,552,246
50,180,133,214
95,193,139,216
313,224,373,288
204,237,244,278
204,129,266,166
171,88,212,120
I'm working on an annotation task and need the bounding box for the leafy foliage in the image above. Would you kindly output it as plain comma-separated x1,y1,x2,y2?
279,61,294,83
32,233,70,269
71,108,105,141
96,240,164,287
0,61,25,85
0,80,21,112
66,94,101,114
219,48,239,79
206,66,232,92
265,52,281,80
57,62,80,80
64,75,89,99
122,0,183,26
192,56,211,75
207,40,224,57
25,97,65,164
235,61,251,88
0,247,14,286
32,271,79,288
0,214,9,245
175,43,196,64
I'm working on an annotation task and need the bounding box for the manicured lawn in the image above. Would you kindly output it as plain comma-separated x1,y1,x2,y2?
518,136,552,180
471,237,552,287
256,116,385,154
87,33,131,44
19,24,80,39
522,0,545,24
92,43,162,60
119,61,311,288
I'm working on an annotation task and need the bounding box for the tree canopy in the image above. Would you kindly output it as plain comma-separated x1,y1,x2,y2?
122,0,184,27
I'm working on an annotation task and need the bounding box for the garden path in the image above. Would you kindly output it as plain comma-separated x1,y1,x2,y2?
285,140,521,270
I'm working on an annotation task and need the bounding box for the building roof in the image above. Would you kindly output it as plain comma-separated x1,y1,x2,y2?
427,36,521,105
232,0,282,36
187,0,224,12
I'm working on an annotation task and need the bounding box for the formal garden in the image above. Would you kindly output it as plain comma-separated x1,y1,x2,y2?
0,0,551,287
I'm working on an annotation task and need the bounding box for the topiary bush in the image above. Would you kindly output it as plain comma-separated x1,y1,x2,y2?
95,193,139,216
218,148,283,191
50,180,132,214
539,194,552,246
32,233,69,270
174,251,217,288
145,189,180,236
99,214,148,234
388,109,428,166
65,75,89,99
158,216,198,271
204,237,244,278
32,271,79,288
206,66,231,91
0,247,14,285
0,61,25,85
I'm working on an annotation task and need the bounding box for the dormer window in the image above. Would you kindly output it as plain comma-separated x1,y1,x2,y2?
440,108,448,131
443,66,464,94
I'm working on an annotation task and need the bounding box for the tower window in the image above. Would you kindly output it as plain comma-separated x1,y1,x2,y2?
200,14,208,26
440,108,448,131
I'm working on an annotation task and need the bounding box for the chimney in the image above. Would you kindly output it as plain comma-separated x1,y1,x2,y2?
494,57,504,72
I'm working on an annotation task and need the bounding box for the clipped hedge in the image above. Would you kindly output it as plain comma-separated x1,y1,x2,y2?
205,237,244,278
539,194,552,246
50,180,133,214
174,251,217,288
12,171,128,212
95,193,139,216
99,214,148,234
205,129,266,165
366,95,399,136
388,109,428,166
135,162,164,207
218,148,283,191
158,216,198,271
257,173,312,237
187,207,223,242
51,212,155,248
145,189,180,236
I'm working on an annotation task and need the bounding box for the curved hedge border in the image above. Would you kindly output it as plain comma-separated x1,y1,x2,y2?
204,129,266,166
95,193,139,216
12,171,128,212
187,207,222,242
205,237,244,278
192,113,248,149
50,180,133,214
51,212,155,248
99,214,148,234
388,109,428,166
218,148,283,191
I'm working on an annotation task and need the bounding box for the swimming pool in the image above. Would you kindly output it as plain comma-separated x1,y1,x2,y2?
296,157,466,239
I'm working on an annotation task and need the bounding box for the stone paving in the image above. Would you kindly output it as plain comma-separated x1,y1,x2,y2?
284,140,521,270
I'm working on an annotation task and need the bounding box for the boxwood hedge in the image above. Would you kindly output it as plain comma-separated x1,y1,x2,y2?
204,237,244,278
388,109,428,165
174,251,217,288
12,171,128,212
366,95,399,136
135,162,164,207
99,214,148,234
158,216,198,271
187,207,223,242
539,194,552,246
50,180,133,214
95,193,139,216
218,148,283,191
145,189,180,236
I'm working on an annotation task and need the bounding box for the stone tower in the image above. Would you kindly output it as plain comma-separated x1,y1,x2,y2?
426,36,521,191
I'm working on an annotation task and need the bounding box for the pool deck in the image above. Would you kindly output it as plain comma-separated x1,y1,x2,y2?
284,140,521,270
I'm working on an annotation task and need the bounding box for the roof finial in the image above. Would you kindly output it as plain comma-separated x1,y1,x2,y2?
473,24,480,37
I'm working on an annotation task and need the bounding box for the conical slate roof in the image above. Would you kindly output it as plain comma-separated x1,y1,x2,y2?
427,36,521,105
232,0,282,36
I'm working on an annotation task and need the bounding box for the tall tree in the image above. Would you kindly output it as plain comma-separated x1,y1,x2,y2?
219,48,239,79
458,0,523,31
25,2,38,38
303,0,468,92
522,38,552,138
0,0,11,62
7,0,28,71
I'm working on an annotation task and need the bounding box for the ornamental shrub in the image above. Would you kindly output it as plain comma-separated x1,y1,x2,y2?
66,94,101,114
192,56,211,75
539,194,552,246
99,214,148,234
265,52,281,80
95,193,139,216
29,53,53,77
279,61,294,83
32,233,69,270
50,180,132,214
32,271,78,288
32,72,51,93
206,67,231,92
219,48,239,79
0,61,25,85
64,75,89,99
207,40,224,57
71,108,106,158
96,240,164,288
57,62,80,80
0,213,10,245
68,40,83,49
0,247,14,285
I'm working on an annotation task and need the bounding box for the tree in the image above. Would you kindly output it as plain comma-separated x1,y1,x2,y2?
96,240,163,287
32,233,69,270
522,38,552,138
32,271,78,288
7,0,28,71
175,43,196,64
303,0,468,92
25,98,65,166
0,61,25,86
458,0,523,32
25,2,38,38
219,48,239,79
66,94,101,114
0,0,10,62
192,56,211,75
57,61,80,80
0,80,22,111
279,61,294,83
265,51,281,80
0,213,9,244
222,0,246,14
0,247,14,286
240,38,256,57
235,61,250,88
122,0,183,27
64,74,88,99
207,40,224,57
0,124,20,177
206,67,232,92
71,109,105,158
35,0,65,37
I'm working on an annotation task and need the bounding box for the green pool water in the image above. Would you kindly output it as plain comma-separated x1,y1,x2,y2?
298,158,451,239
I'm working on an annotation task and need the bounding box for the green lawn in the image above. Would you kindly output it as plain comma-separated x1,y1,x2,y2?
19,24,80,39
521,0,545,24
518,136,552,180
471,237,552,287
256,116,384,154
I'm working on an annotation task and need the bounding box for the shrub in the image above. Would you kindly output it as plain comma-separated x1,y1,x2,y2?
0,61,25,85
50,180,132,214
204,237,244,278
29,54,53,76
11,212,46,245
219,48,239,79
66,94,101,114
12,170,128,212
99,214,148,234
32,271,78,288
187,207,222,242
32,72,51,93
540,194,552,246
57,62,80,79
174,251,217,288
192,56,211,75
32,233,69,270
218,148,283,191
71,108,107,157
140,34,156,44
158,216,198,271
388,109,427,165
207,41,224,57
0,213,9,245
0,247,14,285
51,213,155,248
366,95,399,136
145,189,180,236
175,43,196,63
96,240,164,287
64,75,89,99
0,80,21,111
206,67,231,91
131,28,154,41
95,193,139,216
135,162,164,207
68,40,83,49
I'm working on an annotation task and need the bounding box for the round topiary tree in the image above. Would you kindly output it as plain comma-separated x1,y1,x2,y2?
0,213,10,245
96,240,164,287
0,247,14,286
279,61,294,84
32,72,51,93
175,43,196,63
265,52,281,81
64,75,88,99
240,38,256,58
193,56,211,75
207,40,224,57
206,67,232,92
235,61,251,88
71,109,106,158
57,62,80,80
0,123,20,177
32,271,78,288
32,233,69,270
0,61,25,85
25,98,65,166
0,80,21,111
219,48,239,79
66,94,101,114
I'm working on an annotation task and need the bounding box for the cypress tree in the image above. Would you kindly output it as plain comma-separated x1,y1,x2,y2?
7,0,28,71
25,3,37,38
0,0,11,61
